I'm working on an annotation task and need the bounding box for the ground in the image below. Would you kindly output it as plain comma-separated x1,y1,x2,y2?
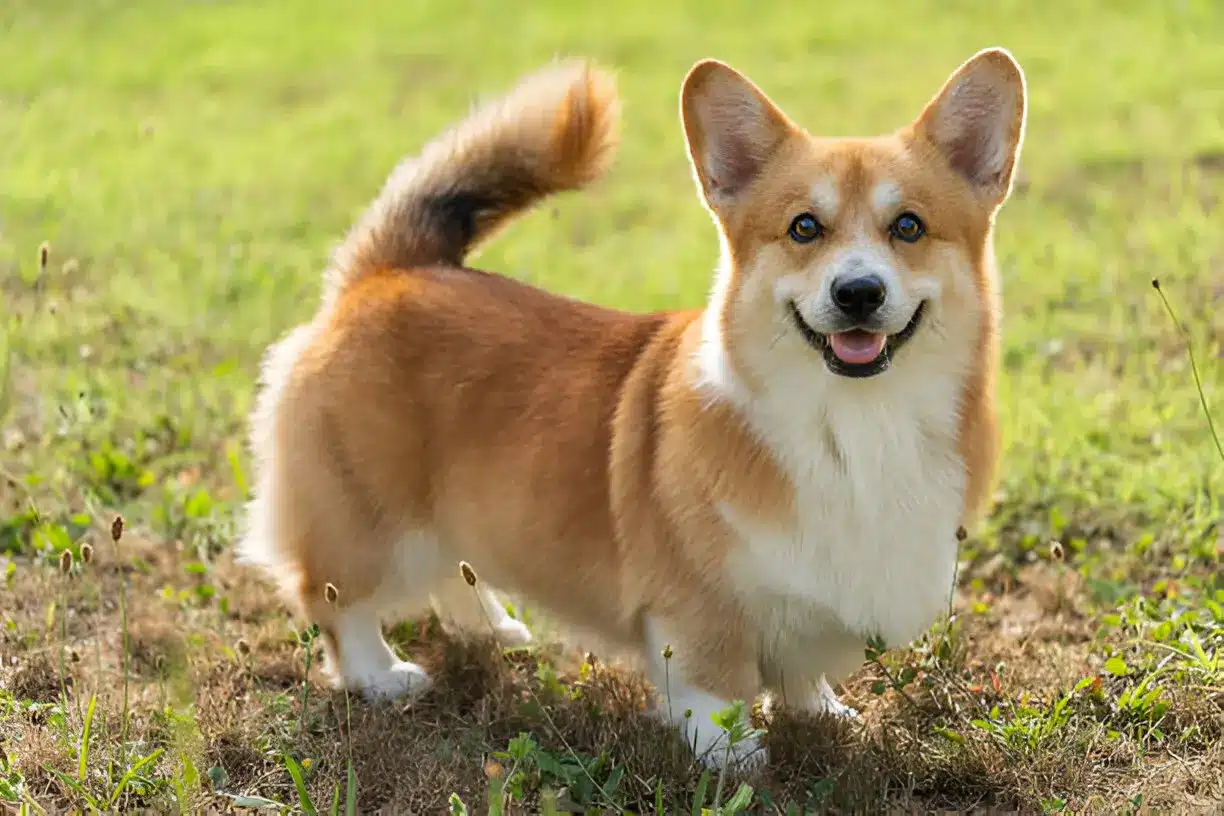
1,1,1222,813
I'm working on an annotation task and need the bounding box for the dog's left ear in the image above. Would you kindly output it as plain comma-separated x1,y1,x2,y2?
911,48,1027,209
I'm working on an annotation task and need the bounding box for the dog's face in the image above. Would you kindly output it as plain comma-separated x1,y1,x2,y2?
682,50,1026,389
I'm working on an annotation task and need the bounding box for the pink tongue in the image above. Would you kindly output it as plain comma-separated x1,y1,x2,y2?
829,330,886,365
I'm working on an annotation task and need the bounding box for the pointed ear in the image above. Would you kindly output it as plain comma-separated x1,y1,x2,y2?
912,48,1027,208
680,60,795,212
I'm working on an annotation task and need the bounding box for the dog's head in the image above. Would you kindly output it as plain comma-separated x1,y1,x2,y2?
682,49,1026,391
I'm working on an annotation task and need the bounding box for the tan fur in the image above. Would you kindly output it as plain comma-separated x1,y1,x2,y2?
324,60,619,300
241,51,1027,766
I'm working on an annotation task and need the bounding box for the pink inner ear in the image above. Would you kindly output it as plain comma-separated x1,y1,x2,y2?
945,123,1006,189
706,129,766,199
689,78,788,204
932,76,1016,192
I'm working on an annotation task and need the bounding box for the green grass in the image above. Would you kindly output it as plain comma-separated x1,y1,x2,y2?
2,0,1222,812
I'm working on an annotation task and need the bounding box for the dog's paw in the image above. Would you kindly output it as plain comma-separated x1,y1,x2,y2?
815,694,860,721
494,617,533,648
805,683,861,722
348,661,433,701
760,684,860,722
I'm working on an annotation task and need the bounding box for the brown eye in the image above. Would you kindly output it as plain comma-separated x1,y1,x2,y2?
890,212,925,243
788,213,823,244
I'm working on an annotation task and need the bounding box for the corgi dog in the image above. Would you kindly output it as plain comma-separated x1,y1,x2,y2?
239,48,1026,768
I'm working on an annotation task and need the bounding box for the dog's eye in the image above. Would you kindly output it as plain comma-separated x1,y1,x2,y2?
787,213,823,244
890,212,926,243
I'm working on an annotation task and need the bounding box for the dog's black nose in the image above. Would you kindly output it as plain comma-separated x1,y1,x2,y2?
831,275,887,321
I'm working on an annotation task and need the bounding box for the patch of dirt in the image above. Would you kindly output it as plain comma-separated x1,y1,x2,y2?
3,653,65,705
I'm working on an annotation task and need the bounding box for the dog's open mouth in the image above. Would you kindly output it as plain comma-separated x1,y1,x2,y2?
786,300,927,379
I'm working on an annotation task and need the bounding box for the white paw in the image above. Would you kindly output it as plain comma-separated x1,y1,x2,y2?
494,617,532,648
813,694,860,721
354,660,433,701
807,678,860,721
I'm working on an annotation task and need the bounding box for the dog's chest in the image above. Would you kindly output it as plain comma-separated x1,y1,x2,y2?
722,401,964,652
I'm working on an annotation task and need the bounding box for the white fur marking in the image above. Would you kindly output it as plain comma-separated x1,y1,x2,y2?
808,675,861,719
430,578,533,647
810,179,840,218
643,618,766,769
721,383,965,693
695,233,745,400
332,600,432,700
871,181,902,216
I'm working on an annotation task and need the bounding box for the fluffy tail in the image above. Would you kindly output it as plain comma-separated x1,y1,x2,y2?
326,59,620,293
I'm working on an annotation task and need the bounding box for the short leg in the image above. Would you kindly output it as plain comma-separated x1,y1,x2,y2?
643,617,766,770
430,576,532,648
760,639,863,723
764,662,861,722
326,598,432,700
486,589,533,648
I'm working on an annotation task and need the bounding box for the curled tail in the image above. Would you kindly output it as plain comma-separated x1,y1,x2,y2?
327,59,620,293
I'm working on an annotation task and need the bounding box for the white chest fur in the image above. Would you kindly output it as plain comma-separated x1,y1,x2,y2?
716,357,967,676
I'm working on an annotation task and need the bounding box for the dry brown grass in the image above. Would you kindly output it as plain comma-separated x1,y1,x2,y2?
2,521,1221,814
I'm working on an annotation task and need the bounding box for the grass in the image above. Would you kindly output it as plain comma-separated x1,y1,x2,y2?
1,0,1222,812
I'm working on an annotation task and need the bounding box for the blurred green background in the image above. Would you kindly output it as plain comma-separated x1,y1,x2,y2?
3,0,1221,551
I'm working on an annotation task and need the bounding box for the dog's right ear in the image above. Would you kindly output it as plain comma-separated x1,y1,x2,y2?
680,60,795,214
